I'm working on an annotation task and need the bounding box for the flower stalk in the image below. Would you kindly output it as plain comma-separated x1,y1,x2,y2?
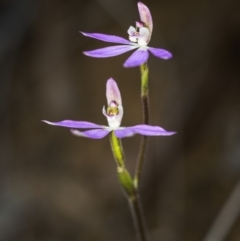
134,63,150,188
128,191,149,241
109,131,125,168
109,131,149,241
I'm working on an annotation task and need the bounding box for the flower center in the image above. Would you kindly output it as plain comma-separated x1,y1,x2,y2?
107,101,119,116
102,101,123,129
127,24,150,46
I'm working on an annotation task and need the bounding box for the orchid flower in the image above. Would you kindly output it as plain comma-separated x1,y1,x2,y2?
81,2,172,67
43,78,175,139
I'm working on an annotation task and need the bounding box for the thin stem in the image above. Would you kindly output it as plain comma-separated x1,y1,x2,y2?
134,63,150,188
109,131,149,241
128,191,149,241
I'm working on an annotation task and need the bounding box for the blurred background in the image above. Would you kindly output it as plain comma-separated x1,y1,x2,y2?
1,0,240,240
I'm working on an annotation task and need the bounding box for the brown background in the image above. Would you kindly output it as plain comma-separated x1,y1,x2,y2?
1,0,240,240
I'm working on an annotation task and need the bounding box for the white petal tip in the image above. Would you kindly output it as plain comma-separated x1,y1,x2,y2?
162,53,173,59
80,31,87,36
83,51,90,56
123,63,132,68
160,131,176,136
70,129,85,137
42,120,53,125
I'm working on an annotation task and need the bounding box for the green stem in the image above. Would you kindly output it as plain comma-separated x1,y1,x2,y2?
109,131,125,168
134,63,150,188
109,131,149,241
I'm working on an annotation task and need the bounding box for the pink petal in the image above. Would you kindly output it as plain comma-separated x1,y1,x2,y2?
71,129,111,139
148,47,172,59
123,48,149,67
42,120,104,129
83,45,137,58
81,32,132,44
106,78,122,106
137,2,153,36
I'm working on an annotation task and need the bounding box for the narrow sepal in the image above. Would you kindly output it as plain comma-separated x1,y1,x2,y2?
71,129,110,139
42,120,104,129
83,45,137,58
115,125,176,138
81,32,132,44
114,128,135,138
128,125,176,136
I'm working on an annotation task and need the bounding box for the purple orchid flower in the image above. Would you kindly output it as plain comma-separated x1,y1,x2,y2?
81,2,172,68
43,78,175,139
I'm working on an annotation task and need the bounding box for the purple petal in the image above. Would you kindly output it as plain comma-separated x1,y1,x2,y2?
123,48,149,67
71,129,111,139
148,47,172,59
81,32,132,44
115,125,176,138
129,125,176,136
42,120,104,129
83,45,137,58
114,128,136,138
